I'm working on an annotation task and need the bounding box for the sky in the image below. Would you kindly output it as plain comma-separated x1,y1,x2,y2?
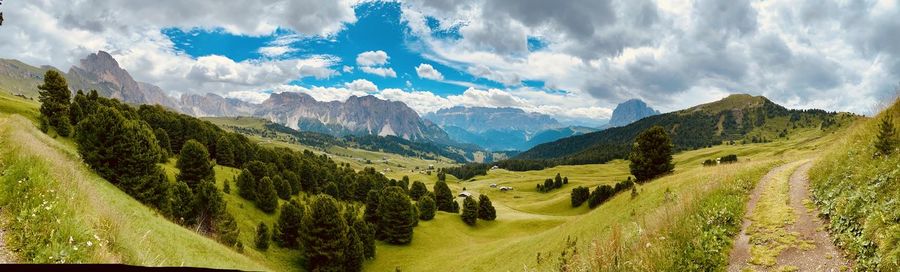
1,0,899,127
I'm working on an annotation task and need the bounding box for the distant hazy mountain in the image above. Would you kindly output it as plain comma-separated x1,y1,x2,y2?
424,106,597,151
607,99,659,127
256,92,450,142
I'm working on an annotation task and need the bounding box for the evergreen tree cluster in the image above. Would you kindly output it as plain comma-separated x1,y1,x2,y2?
38,70,72,136
570,186,590,207
584,178,635,209
536,173,569,193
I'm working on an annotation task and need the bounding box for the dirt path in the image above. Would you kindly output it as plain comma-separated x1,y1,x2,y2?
727,162,849,271
0,117,16,263
727,163,793,272
776,162,849,271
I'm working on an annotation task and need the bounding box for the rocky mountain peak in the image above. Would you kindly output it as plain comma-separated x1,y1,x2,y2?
608,99,660,127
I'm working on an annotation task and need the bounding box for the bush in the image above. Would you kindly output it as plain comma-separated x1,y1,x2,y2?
461,196,478,226
720,154,738,164
255,222,270,250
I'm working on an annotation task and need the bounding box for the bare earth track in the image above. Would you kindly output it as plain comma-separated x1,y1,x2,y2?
728,162,849,271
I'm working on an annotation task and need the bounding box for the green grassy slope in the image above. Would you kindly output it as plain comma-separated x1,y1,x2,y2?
0,113,267,269
809,98,900,270
367,125,846,271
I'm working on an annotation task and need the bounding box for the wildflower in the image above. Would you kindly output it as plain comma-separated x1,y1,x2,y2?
86,241,93,247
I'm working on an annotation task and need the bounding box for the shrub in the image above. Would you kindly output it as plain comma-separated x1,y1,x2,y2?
720,154,738,164
874,115,897,156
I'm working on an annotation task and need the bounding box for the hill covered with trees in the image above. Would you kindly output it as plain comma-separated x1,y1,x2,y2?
515,94,857,165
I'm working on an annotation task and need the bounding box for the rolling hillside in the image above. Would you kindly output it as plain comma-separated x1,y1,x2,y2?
516,94,858,165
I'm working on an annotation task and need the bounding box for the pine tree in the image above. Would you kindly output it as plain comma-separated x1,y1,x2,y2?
302,195,349,272
214,211,240,247
352,217,376,259
170,180,196,225
344,226,365,272
283,171,302,195
275,200,304,249
409,181,428,201
875,115,897,156
274,176,291,200
629,126,674,182
154,128,172,162
176,140,215,188
417,194,436,221
399,176,410,192
223,179,231,194
256,177,279,213
477,194,496,221
38,70,72,136
193,180,226,232
376,186,415,244
255,222,270,250
450,199,460,213
461,196,478,226
364,190,380,225
433,181,455,212
216,135,235,167
236,169,257,201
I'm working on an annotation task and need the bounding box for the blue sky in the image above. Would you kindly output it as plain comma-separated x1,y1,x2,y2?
162,2,516,97
4,0,899,126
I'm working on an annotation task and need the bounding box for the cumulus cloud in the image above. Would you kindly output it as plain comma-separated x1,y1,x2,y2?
225,90,272,104
415,63,444,80
258,46,296,58
360,66,398,77
345,79,379,93
401,0,900,115
356,50,390,66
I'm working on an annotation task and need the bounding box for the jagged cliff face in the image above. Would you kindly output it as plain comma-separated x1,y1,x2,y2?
66,51,179,109
607,99,659,127
179,93,255,117
255,92,450,142
425,106,562,133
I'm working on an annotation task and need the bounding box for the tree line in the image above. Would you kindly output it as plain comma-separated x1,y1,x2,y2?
536,173,568,193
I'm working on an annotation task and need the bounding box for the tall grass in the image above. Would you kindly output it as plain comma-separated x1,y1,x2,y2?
809,98,900,270
546,160,775,271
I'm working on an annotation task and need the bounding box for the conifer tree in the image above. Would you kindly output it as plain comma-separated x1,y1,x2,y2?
274,176,291,200
477,194,496,221
364,190,380,225
302,195,349,271
256,176,279,213
275,200,304,249
629,126,674,182
214,211,240,247
154,128,172,162
376,187,415,244
176,140,215,188
216,135,235,167
352,217,376,259
193,180,226,232
255,222,270,250
875,115,897,156
417,194,436,221
38,70,72,136
461,196,478,226
170,180,196,225
236,169,256,201
409,181,428,201
433,181,455,212
344,226,365,272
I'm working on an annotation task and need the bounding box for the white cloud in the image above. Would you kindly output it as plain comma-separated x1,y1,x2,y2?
342,65,354,73
360,66,398,77
415,63,444,80
258,46,296,58
273,84,368,102
356,50,390,66
225,90,271,104
345,79,379,93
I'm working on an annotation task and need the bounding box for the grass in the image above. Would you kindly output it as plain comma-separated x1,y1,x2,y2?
809,98,900,271
747,161,813,266
0,115,267,269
